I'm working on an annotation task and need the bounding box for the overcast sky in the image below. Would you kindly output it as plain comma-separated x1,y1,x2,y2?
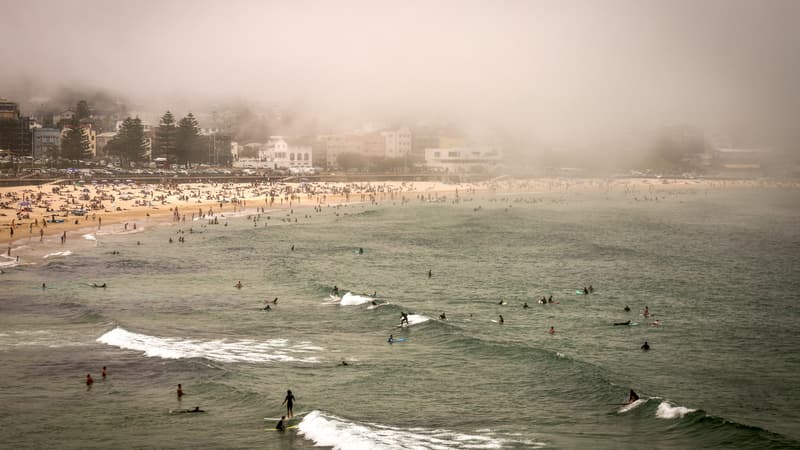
1,0,798,146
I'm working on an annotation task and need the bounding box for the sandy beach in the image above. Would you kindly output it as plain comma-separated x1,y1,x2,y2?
2,177,796,260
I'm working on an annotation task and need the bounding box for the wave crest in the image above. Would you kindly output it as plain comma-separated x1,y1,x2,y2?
97,327,322,363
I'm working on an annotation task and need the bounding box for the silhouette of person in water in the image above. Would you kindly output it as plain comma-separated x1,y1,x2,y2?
641,341,650,351
282,390,296,418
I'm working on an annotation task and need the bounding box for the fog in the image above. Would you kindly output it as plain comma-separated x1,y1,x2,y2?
2,0,799,158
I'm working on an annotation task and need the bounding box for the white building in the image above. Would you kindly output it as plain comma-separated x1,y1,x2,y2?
424,147,503,173
382,127,412,159
32,128,61,159
267,136,312,170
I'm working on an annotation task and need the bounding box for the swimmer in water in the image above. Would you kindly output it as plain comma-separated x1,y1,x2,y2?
177,384,184,398
235,280,242,289
548,326,555,334
641,341,650,351
86,374,94,386
439,312,446,320
499,315,504,324
624,305,631,312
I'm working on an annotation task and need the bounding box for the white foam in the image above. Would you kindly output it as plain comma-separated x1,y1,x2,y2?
340,292,372,306
43,250,72,259
83,234,97,241
655,401,696,419
407,314,430,326
97,327,322,363
618,398,646,414
298,410,541,450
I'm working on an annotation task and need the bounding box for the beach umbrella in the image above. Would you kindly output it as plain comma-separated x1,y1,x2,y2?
19,201,31,207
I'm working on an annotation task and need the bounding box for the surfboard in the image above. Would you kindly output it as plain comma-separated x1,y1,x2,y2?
575,290,585,295
264,411,308,421
266,425,298,431
388,337,407,343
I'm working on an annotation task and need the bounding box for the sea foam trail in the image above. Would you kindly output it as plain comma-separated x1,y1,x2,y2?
83,234,97,241
340,292,373,306
655,401,697,419
97,327,322,363
43,250,72,259
298,410,544,450
406,314,430,326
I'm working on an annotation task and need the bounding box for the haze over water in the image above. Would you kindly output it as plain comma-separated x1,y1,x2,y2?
1,184,799,449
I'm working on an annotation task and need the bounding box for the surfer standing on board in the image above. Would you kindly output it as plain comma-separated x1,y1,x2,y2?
400,312,409,327
282,389,296,418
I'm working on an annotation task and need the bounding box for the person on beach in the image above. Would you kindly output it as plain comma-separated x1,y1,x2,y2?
177,384,184,398
282,390,296,418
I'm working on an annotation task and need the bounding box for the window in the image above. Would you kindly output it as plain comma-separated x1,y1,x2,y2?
448,151,460,158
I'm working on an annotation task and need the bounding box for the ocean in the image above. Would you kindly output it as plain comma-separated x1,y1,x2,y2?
1,183,799,449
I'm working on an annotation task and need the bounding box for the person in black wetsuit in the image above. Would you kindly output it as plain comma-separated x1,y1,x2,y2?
641,341,650,351
624,305,631,312
614,320,631,326
275,415,286,431
627,389,639,404
282,390,296,418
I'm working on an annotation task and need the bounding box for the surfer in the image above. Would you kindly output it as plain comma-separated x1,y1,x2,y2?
583,287,589,295
548,295,553,303
589,285,594,293
439,312,446,320
613,320,631,326
263,305,272,311
340,360,349,366
627,389,639,404
624,305,631,312
643,306,649,318
641,341,650,351
523,302,529,308
358,247,364,254
388,334,394,344
332,285,339,296
177,384,184,398
275,416,286,431
273,297,278,304
101,366,107,379
428,269,432,278
499,315,504,324
548,326,555,334
282,389,296,418
400,312,409,326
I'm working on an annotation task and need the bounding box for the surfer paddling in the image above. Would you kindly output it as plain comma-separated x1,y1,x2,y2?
626,389,639,405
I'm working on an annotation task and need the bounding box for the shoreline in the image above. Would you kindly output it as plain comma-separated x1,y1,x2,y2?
2,177,798,264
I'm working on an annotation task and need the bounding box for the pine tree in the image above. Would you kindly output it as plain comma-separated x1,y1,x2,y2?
108,117,147,166
76,100,90,120
155,110,177,160
61,125,86,165
176,113,200,168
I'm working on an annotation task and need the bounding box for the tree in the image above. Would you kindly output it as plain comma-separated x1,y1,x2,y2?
175,113,200,167
155,111,177,160
61,124,90,165
107,117,148,166
76,100,90,120
336,152,368,171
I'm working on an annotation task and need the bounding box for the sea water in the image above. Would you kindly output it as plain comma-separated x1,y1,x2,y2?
1,185,799,449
